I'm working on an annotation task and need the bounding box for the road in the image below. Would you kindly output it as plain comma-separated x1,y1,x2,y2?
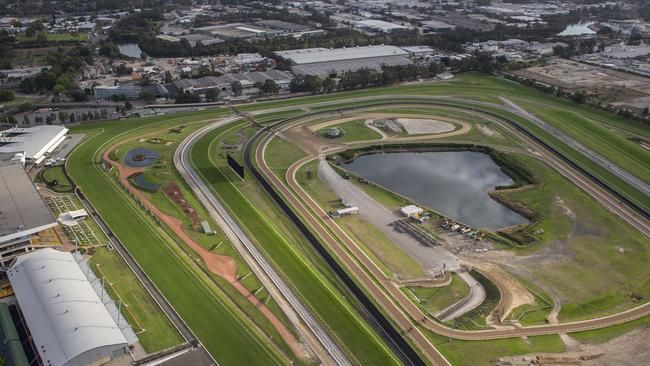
436,271,486,322
174,117,351,366
318,158,461,273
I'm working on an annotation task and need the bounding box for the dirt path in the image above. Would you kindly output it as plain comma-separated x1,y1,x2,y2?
102,144,310,360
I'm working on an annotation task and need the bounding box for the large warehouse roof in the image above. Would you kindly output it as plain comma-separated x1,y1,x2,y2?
0,125,68,163
275,45,409,64
0,163,56,244
290,55,412,77
7,248,129,366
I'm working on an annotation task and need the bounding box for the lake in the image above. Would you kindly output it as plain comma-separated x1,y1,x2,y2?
343,151,528,229
118,43,143,58
558,22,596,36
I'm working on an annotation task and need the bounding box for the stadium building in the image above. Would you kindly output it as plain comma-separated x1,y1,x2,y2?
174,69,293,95
0,161,58,267
0,125,68,165
274,45,413,78
8,248,138,366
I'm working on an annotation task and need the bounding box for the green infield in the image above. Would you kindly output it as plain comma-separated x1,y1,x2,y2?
317,119,383,142
404,275,470,315
66,111,288,365
190,124,400,365
106,125,300,358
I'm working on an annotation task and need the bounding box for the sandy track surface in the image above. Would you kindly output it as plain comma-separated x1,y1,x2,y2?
103,144,310,360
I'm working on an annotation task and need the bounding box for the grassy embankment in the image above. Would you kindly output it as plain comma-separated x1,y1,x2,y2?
67,110,288,365
190,124,401,366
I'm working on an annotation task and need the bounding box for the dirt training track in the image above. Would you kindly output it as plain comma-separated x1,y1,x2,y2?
176,97,650,366
248,102,650,365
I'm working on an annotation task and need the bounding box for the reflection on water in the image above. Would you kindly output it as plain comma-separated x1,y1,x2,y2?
118,43,143,58
343,151,528,229
124,147,160,167
558,22,595,36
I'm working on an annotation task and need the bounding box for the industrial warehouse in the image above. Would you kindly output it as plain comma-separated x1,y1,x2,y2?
274,45,413,77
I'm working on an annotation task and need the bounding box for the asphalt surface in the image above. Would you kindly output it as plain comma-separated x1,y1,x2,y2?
175,117,351,366
318,158,461,273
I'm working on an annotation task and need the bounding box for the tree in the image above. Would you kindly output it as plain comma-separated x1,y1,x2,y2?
18,103,32,113
304,75,321,94
321,77,336,94
68,113,76,123
231,81,243,96
101,109,108,119
139,91,155,103
58,111,68,123
36,31,48,45
0,88,14,102
99,42,120,59
45,114,56,125
25,26,36,38
175,92,201,104
22,114,30,125
643,107,649,117
124,101,133,111
164,71,173,83
205,88,219,102
261,79,279,95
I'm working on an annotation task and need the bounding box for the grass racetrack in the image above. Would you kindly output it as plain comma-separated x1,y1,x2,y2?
66,112,285,365
189,123,401,365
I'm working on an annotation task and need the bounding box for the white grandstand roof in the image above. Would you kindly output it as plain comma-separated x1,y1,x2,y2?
275,45,409,64
8,249,128,366
0,163,56,243
0,125,68,162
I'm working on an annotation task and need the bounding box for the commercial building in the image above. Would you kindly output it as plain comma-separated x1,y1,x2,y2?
174,69,293,94
401,205,424,217
275,45,413,77
0,125,68,164
94,83,142,100
0,161,58,267
195,23,279,39
8,248,137,366
353,19,411,33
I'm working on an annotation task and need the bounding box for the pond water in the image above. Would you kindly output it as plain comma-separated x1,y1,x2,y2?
558,22,596,36
124,147,160,167
343,151,528,229
131,173,161,191
118,43,143,58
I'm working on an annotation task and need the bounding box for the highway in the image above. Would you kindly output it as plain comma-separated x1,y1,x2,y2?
174,117,352,366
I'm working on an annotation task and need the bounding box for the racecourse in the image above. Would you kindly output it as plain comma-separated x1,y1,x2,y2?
65,73,650,366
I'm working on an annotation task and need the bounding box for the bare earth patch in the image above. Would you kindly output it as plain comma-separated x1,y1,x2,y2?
394,117,455,135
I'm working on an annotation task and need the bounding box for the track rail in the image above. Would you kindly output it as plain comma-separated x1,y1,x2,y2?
176,118,352,366
244,119,428,366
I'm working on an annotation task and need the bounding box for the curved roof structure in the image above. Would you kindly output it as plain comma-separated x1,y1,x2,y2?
7,248,128,366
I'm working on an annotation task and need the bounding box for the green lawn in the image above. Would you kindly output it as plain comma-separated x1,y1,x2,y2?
90,247,183,352
67,110,288,365
17,32,89,42
318,119,383,142
406,275,470,315
40,165,74,192
424,328,565,366
569,315,650,345
190,125,400,365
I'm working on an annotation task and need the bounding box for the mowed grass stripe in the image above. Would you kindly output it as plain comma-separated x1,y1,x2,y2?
190,125,400,366
67,117,285,366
